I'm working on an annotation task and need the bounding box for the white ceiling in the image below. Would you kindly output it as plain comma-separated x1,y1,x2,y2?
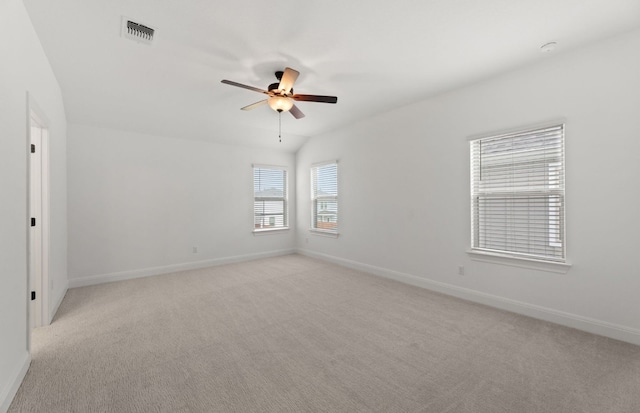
24,0,640,152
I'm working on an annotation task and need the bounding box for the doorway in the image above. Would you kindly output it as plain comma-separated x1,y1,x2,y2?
28,99,50,336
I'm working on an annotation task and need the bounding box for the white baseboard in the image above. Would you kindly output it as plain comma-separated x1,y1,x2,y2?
0,351,30,413
297,248,640,346
49,281,68,324
68,249,296,289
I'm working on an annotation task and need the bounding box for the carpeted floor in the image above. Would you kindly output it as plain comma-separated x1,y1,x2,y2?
9,254,640,412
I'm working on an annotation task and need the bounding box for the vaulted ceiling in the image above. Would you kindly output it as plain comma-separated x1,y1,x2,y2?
23,0,640,152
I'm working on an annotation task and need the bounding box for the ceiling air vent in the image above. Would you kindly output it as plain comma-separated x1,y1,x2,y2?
121,17,155,45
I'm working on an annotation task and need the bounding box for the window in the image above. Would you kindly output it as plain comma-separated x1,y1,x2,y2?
470,124,565,262
311,161,338,233
253,165,288,231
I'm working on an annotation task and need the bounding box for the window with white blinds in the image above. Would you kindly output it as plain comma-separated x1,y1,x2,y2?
470,124,565,262
253,165,287,231
311,161,338,233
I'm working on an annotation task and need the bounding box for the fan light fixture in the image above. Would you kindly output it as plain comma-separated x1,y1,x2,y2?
268,96,293,112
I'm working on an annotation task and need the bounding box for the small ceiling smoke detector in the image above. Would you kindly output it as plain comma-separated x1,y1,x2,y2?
121,17,155,45
540,41,557,53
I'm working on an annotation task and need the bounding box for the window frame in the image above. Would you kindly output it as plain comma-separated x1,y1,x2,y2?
252,164,289,234
310,160,339,236
468,121,569,268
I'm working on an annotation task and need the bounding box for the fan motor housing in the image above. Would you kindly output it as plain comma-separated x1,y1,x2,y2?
268,82,293,95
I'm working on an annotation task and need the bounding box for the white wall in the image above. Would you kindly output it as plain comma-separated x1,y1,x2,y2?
67,124,296,285
0,0,68,411
296,28,640,344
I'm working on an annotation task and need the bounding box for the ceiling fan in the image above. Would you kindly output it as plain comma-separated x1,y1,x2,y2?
221,67,338,119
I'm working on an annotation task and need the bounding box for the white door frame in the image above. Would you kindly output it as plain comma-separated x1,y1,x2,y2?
27,94,50,343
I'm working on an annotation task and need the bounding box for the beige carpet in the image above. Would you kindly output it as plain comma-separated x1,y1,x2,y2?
9,254,640,412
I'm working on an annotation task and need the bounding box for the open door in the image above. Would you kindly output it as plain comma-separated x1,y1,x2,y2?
28,103,50,336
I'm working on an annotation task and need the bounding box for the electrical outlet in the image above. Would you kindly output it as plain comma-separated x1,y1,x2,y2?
305,238,309,244
192,246,198,254
458,266,465,276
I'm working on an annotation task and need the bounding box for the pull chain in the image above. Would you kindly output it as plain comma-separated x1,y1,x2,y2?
278,111,282,143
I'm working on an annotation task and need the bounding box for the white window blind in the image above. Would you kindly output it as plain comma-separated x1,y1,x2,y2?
470,124,565,262
311,162,338,233
253,166,287,231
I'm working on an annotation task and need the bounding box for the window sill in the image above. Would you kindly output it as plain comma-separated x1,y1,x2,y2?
253,227,289,236
309,229,339,238
466,249,571,274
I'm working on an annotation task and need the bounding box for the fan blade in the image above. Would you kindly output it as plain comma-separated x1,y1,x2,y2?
221,80,270,95
278,67,299,94
289,104,305,119
241,100,268,111
292,94,338,104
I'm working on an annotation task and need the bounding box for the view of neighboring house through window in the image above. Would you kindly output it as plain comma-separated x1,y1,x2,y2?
470,124,566,262
311,161,338,233
253,165,287,231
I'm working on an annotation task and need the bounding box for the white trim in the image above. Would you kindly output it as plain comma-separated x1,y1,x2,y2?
40,127,50,326
467,249,571,274
0,351,30,413
48,281,68,324
68,249,295,288
311,159,339,168
253,227,290,235
26,93,50,126
467,118,567,142
252,163,288,170
296,249,640,346
309,229,339,238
